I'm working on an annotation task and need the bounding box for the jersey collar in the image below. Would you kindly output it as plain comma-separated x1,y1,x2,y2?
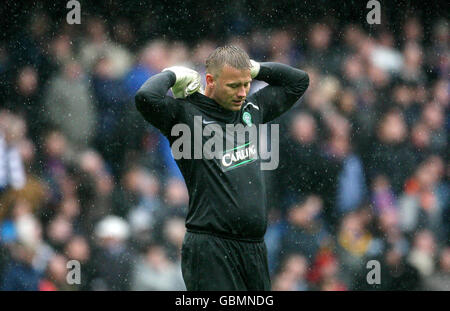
188,92,237,118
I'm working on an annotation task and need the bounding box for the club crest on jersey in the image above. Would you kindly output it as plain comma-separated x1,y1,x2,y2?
242,112,252,127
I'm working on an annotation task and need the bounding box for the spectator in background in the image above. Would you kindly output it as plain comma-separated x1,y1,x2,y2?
304,75,340,118
271,253,309,291
423,246,450,290
190,40,216,76
1,199,30,245
0,44,13,104
278,112,322,207
326,114,367,218
374,207,409,257
403,17,424,45
76,149,115,234
409,121,432,166
49,34,75,69
37,130,73,219
391,83,421,127
341,55,370,92
366,63,392,112
123,40,169,98
43,61,97,152
280,195,329,265
308,250,347,291
336,211,377,287
8,12,54,84
90,215,135,290
421,102,447,155
12,139,47,212
426,20,448,80
63,235,94,291
305,23,339,75
368,109,416,195
0,240,11,285
407,229,437,278
8,66,44,143
431,79,448,108
0,242,41,290
167,41,191,68
352,245,421,290
111,166,146,219
152,178,188,247
58,198,82,233
78,17,133,79
162,216,186,263
23,201,56,274
371,174,397,215
127,170,162,250
42,130,71,179
380,246,421,290
1,207,53,290
264,208,286,276
268,29,301,66
131,242,185,291
400,42,426,84
111,19,136,51
399,155,448,241
91,56,128,174
336,88,358,120
341,24,365,54
39,253,74,291
45,214,74,253
0,111,26,198
370,29,403,75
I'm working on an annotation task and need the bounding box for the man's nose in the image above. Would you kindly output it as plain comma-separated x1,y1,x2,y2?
237,86,246,98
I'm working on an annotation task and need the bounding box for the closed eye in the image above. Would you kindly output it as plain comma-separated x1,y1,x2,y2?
228,81,251,88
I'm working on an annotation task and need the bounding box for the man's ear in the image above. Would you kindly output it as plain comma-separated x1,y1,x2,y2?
205,73,215,87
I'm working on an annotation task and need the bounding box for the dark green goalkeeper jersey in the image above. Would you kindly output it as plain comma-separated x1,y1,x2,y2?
135,62,309,242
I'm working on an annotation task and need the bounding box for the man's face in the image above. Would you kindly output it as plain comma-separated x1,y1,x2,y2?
207,64,252,111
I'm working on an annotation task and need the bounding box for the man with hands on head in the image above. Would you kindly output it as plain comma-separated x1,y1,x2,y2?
135,45,309,290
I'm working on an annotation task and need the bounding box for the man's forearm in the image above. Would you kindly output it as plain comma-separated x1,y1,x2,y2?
134,71,178,134
135,71,176,110
249,62,309,122
255,62,309,99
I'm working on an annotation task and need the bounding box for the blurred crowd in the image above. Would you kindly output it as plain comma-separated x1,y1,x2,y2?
0,7,448,291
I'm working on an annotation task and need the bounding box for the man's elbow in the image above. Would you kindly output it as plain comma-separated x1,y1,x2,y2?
134,92,145,112
301,72,310,91
303,72,309,92
292,70,310,98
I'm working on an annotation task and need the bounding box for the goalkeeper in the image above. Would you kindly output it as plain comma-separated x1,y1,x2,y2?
135,45,309,290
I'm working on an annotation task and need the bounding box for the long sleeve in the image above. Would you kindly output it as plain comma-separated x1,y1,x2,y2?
135,71,183,136
248,62,309,123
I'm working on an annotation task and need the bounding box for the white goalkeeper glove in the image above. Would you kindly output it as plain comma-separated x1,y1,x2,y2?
162,66,203,98
250,59,260,79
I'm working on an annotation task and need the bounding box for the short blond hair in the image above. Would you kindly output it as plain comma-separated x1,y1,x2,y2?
205,45,251,77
